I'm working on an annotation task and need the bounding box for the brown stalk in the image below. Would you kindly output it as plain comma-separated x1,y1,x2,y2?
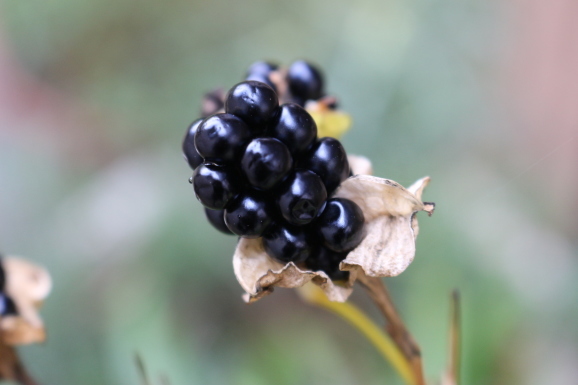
0,342,39,385
357,274,426,385
444,290,461,385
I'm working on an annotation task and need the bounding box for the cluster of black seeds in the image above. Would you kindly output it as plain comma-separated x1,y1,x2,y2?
245,60,325,107
0,257,17,316
182,61,365,280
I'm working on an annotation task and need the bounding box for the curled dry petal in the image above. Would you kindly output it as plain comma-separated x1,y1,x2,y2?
1,257,51,345
233,157,434,303
233,237,356,303
335,175,434,277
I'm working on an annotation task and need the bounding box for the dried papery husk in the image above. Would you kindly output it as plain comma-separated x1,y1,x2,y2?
233,154,434,302
335,175,434,277
0,317,46,346
1,257,51,345
233,237,356,303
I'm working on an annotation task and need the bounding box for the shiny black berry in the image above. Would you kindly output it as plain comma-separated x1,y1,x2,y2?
224,191,274,238
300,137,350,194
287,60,324,101
246,61,278,77
182,118,204,170
204,208,233,235
306,246,349,281
317,198,365,252
245,62,279,91
0,294,17,316
241,138,293,190
195,113,253,163
225,81,279,128
245,73,277,92
278,170,327,225
263,223,316,263
192,163,240,210
269,103,317,155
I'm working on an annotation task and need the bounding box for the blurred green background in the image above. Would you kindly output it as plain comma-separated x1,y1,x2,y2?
1,0,577,384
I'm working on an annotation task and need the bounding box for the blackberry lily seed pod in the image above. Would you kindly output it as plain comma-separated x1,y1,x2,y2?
233,156,434,303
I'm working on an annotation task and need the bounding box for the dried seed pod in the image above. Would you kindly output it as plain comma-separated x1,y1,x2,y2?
233,157,434,303
0,257,51,345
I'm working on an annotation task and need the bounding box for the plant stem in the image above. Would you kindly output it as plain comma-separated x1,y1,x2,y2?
299,284,417,385
444,290,461,385
0,343,39,385
357,275,426,385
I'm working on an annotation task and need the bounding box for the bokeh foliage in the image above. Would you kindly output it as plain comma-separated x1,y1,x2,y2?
1,0,577,384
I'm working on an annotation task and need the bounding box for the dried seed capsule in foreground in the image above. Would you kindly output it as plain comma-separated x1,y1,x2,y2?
224,191,274,238
278,170,327,226
195,113,253,163
182,118,204,170
241,138,293,191
192,163,240,210
225,81,279,128
317,198,365,252
300,137,350,194
204,208,233,235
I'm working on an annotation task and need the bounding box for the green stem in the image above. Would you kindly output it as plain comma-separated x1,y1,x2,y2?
299,284,417,385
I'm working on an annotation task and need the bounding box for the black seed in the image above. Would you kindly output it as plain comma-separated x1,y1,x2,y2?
246,61,279,77
195,113,253,163
317,198,365,252
192,163,240,210
241,138,293,190
224,191,274,238
278,170,327,225
225,81,279,128
204,208,234,235
263,223,316,263
305,245,349,281
245,73,277,93
0,294,17,316
182,118,204,170
269,103,317,155
287,60,324,101
245,62,279,92
300,137,350,194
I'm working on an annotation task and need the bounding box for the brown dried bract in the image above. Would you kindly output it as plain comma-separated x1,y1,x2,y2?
0,257,51,384
1,257,51,345
233,157,434,303
233,237,356,303
335,175,434,278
